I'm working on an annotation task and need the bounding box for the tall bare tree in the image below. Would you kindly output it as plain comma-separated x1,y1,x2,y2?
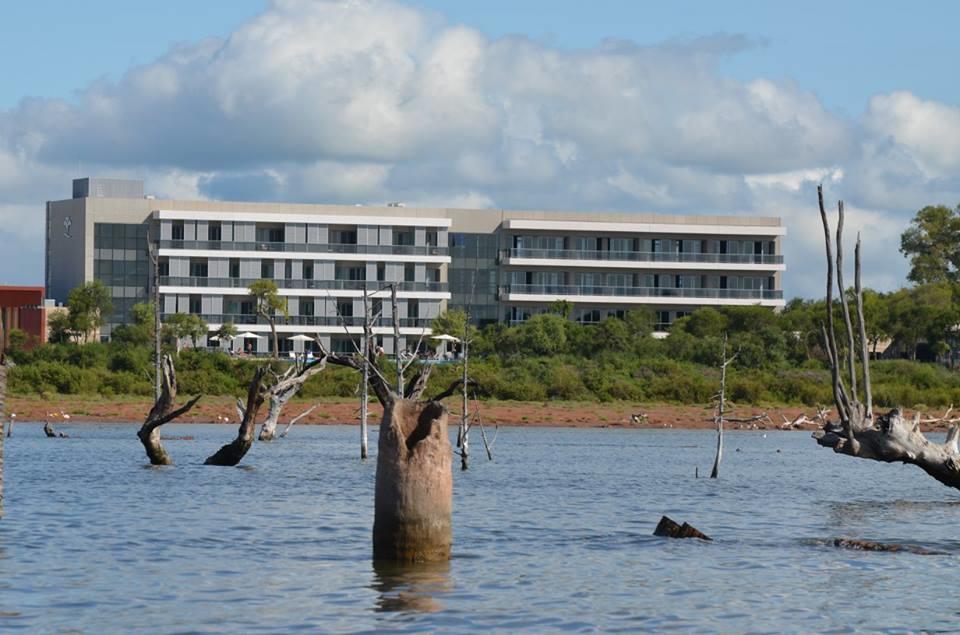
710,334,738,479
814,185,960,490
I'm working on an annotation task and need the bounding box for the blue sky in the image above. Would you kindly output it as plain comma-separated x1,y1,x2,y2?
1,0,959,298
4,1,957,114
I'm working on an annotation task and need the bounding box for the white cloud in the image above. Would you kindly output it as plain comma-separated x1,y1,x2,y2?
0,0,957,297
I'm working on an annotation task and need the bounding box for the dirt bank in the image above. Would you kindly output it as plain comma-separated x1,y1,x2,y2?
7,394,952,432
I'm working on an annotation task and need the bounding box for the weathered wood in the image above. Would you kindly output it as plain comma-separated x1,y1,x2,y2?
204,366,267,466
44,420,68,438
653,515,712,541
710,334,737,479
258,359,327,441
815,186,960,490
833,538,942,555
278,403,318,438
137,354,201,465
373,398,452,562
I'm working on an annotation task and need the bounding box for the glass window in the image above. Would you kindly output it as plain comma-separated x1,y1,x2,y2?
172,221,184,240
208,222,222,241
189,258,208,278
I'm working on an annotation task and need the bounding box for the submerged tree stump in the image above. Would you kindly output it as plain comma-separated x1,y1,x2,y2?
137,355,201,465
373,399,452,562
653,515,712,541
205,366,267,466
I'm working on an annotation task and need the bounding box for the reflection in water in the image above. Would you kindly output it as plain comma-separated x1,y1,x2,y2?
371,559,452,613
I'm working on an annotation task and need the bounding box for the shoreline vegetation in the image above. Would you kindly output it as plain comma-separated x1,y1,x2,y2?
9,301,960,433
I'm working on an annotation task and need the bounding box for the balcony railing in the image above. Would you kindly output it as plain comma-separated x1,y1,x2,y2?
164,314,434,328
508,247,783,265
158,276,447,293
159,240,447,257
505,284,783,300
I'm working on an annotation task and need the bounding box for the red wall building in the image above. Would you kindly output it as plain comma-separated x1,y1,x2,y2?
0,286,47,350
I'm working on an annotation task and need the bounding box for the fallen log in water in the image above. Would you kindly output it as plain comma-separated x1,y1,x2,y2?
832,538,943,555
654,515,712,541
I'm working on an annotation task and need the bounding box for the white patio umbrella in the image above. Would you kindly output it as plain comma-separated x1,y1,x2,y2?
430,333,461,342
209,335,220,341
237,332,261,339
287,334,315,342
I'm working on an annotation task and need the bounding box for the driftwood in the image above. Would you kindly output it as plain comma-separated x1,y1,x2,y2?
654,515,712,541
258,358,327,441
814,185,960,490
833,538,943,555
780,407,830,430
278,404,319,438
205,366,268,466
917,405,960,427
137,354,201,465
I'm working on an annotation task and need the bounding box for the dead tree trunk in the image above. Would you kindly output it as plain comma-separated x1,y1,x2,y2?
361,290,371,459
373,397,452,562
205,366,268,466
43,420,67,438
813,185,960,490
137,354,202,465
258,358,327,441
148,235,162,401
319,334,455,562
710,335,738,478
459,331,470,471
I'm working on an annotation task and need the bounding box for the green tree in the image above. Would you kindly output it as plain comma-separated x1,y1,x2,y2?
859,289,891,358
900,204,960,284
886,283,958,360
249,279,287,359
163,313,209,351
215,321,238,349
548,299,573,318
112,302,155,346
48,311,76,344
432,309,476,340
67,280,113,343
516,314,569,356
677,307,728,338
6,328,31,352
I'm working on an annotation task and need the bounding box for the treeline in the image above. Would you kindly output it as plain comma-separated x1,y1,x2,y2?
8,295,960,408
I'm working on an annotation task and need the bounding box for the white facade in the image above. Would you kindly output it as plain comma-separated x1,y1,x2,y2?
45,178,786,349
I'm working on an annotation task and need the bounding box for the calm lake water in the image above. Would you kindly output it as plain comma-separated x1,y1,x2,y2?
2,423,960,632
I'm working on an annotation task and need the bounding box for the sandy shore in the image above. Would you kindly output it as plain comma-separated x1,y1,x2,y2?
7,394,950,432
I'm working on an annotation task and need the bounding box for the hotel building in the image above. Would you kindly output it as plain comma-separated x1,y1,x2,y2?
46,178,785,353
